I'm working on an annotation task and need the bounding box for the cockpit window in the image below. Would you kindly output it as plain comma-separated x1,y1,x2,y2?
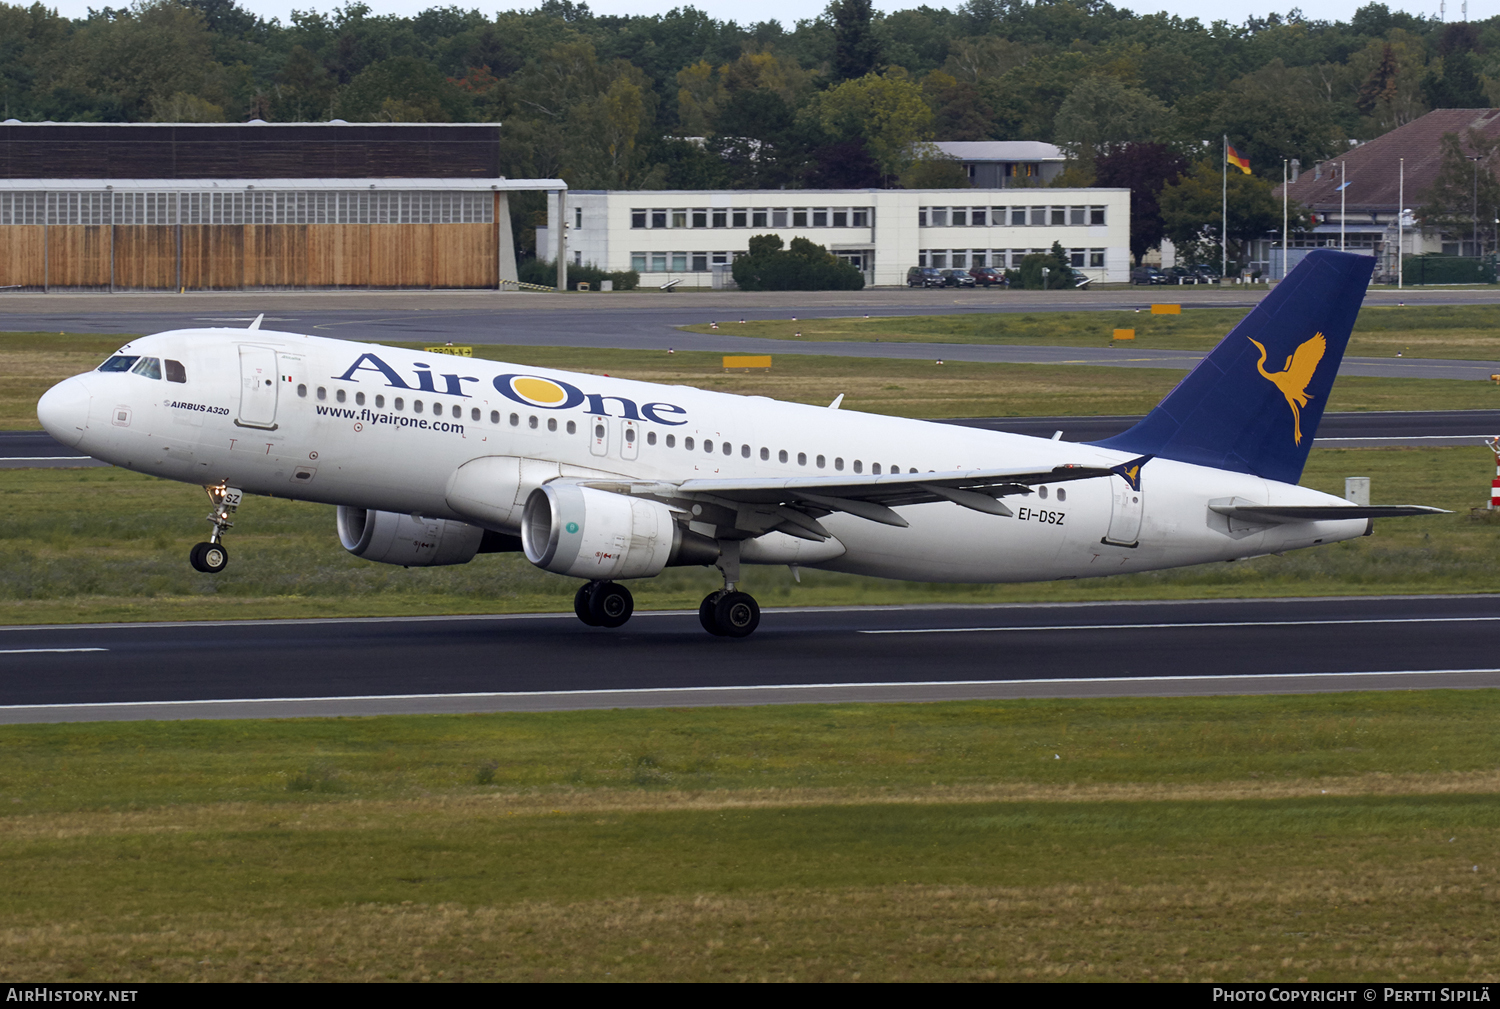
97,355,140,373
130,357,163,380
165,359,187,383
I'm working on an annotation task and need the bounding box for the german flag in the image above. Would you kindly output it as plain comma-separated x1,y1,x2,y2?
1227,144,1251,175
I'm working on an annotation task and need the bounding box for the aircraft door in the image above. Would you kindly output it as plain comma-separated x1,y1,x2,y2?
236,345,279,430
588,415,609,457
1103,480,1144,547
620,418,639,460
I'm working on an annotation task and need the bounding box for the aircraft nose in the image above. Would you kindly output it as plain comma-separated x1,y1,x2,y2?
37,376,92,448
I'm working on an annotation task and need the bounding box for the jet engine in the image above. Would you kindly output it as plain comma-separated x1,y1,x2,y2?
337,506,496,567
522,483,715,579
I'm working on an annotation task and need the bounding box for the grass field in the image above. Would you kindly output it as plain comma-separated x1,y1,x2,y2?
1,446,1494,625
0,694,1497,981
679,304,1500,361
4,330,1500,431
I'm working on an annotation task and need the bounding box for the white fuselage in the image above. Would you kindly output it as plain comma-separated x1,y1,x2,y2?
43,328,1370,582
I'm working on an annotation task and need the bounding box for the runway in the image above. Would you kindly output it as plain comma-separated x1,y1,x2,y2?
2,595,1497,723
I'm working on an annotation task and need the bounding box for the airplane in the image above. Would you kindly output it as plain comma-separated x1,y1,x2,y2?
36,249,1443,638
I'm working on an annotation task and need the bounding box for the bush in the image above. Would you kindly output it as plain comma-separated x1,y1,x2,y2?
1013,241,1078,290
518,258,639,291
730,235,865,291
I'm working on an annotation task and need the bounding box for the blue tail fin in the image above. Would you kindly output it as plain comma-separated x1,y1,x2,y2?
1092,249,1374,485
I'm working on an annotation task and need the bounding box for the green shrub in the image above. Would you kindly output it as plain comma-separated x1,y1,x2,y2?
731,235,865,291
518,258,639,291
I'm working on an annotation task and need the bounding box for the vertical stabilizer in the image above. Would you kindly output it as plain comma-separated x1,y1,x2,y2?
1093,249,1374,484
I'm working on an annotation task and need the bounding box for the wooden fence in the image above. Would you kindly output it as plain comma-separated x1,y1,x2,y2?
0,223,500,290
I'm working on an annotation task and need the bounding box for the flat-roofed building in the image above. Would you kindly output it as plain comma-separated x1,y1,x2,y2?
538,187,1131,288
932,141,1068,188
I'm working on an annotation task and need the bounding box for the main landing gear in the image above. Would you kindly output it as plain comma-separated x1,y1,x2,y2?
570,542,764,638
574,580,635,628
189,482,242,574
698,539,760,638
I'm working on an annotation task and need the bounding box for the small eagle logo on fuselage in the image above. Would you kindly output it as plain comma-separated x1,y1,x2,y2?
1249,333,1326,445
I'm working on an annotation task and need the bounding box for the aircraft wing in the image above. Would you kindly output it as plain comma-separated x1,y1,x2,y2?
574,463,1117,536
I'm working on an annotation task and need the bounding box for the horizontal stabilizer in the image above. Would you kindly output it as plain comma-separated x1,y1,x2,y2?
1209,503,1449,523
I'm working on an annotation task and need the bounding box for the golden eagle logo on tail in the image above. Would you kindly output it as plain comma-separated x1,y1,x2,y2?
1249,333,1326,445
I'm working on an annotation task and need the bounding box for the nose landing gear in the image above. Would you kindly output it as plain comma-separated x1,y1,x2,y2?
189,482,242,574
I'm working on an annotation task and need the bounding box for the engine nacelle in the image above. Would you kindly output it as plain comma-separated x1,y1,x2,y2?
523,484,699,579
337,506,486,567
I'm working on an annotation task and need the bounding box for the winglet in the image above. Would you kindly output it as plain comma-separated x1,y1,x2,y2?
248,313,264,331
1110,455,1152,492
828,393,844,410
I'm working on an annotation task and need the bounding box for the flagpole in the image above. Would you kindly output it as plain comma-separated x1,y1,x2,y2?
1222,134,1228,281
1399,157,1404,290
1282,158,1288,282
1340,160,1347,252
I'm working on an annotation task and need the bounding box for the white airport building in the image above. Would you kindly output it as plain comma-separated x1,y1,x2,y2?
538,187,1133,288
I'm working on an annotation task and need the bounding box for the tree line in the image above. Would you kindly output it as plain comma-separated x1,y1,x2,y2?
2,0,1496,264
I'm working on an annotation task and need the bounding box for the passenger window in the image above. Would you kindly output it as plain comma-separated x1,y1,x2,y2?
472,408,481,421
759,447,768,461
394,398,404,410
816,455,826,468
317,387,326,400
336,389,346,403
1057,487,1067,502
685,437,695,450
531,416,540,430
131,357,162,380
853,460,862,473
490,410,500,423
1039,486,1049,499
723,442,732,456
510,413,519,426
704,440,713,453
797,452,806,466
834,457,844,471
872,463,881,474
413,400,422,413
666,434,676,448
356,392,366,406
297,384,307,398
165,359,187,383
567,420,576,434
547,417,557,432
375,395,385,408
97,355,140,373
779,450,788,463
626,427,636,444
647,431,657,445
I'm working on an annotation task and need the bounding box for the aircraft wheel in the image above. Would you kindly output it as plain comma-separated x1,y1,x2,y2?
698,592,724,635
589,581,634,628
574,581,602,626
190,541,228,574
713,591,760,638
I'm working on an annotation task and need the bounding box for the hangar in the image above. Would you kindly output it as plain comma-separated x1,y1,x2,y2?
0,122,565,292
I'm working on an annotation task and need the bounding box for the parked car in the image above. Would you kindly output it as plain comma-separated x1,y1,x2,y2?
1187,265,1220,284
906,266,946,288
1130,266,1168,285
1162,266,1198,285
939,269,976,288
968,266,1007,287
